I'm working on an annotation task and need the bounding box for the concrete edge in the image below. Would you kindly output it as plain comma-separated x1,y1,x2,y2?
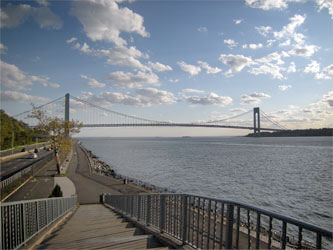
60,146,73,174
77,143,93,173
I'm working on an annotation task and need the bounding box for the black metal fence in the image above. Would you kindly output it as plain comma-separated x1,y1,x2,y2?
104,193,332,249
0,196,77,250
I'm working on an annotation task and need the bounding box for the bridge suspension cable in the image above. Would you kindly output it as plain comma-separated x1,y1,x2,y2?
260,110,288,130
8,93,286,132
71,95,170,125
206,110,252,124
12,95,65,118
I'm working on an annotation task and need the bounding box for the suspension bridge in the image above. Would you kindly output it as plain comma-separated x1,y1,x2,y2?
13,93,287,135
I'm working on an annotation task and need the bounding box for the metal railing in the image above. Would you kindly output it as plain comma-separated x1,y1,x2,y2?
1,196,77,250
104,193,332,249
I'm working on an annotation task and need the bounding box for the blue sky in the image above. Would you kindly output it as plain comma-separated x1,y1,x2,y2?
1,0,332,136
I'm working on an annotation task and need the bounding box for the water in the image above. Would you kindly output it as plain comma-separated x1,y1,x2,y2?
79,136,333,235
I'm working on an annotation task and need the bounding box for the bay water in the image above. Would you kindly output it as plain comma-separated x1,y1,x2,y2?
79,136,332,238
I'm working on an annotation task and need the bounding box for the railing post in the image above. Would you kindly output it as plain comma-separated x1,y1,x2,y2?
281,221,287,249
147,195,151,226
36,201,39,232
159,195,165,233
131,196,134,217
0,206,2,249
182,195,188,245
138,196,141,221
225,204,234,249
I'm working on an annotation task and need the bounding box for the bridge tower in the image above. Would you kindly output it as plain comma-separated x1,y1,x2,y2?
65,93,70,136
253,107,260,136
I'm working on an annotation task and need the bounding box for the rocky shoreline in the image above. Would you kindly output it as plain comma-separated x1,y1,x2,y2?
81,145,174,193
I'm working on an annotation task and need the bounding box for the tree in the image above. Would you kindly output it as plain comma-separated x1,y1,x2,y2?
28,106,82,174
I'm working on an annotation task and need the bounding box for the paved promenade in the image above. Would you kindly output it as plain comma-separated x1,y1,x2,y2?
66,141,148,204
5,140,148,203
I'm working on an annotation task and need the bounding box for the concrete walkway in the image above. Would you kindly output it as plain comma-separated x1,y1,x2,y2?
65,141,148,204
36,204,168,250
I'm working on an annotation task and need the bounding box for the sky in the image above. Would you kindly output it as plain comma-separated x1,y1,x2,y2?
0,0,332,137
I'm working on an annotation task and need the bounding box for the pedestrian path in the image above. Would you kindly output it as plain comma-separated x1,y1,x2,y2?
36,204,169,250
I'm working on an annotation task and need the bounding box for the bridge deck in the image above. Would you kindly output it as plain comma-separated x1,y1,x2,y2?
36,204,169,250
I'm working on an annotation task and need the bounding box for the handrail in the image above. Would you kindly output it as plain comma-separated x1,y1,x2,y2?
0,196,77,250
104,193,332,249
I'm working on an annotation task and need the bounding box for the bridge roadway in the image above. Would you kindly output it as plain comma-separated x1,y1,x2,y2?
82,123,284,131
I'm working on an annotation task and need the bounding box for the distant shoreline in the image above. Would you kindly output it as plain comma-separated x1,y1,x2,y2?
246,128,332,137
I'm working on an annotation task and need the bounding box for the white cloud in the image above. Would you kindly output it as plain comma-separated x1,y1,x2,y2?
177,61,201,76
81,75,106,88
0,43,7,54
66,37,77,44
230,108,248,113
311,91,333,108
266,39,275,47
0,90,49,103
148,61,172,72
135,88,177,105
322,64,333,74
197,27,208,32
247,52,293,79
219,54,254,75
241,92,271,104
245,0,288,10
181,89,205,94
0,60,59,90
256,52,285,65
169,79,179,83
315,0,333,19
78,88,177,107
233,19,243,24
287,62,296,73
42,82,60,88
279,39,291,47
273,14,306,46
224,39,238,49
255,26,272,37
304,61,332,80
106,71,159,88
184,92,232,106
249,63,285,79
35,0,49,7
321,91,333,107
278,85,292,91
73,42,150,71
304,60,320,73
314,72,331,80
70,0,149,46
243,43,263,50
0,3,62,29
197,61,222,74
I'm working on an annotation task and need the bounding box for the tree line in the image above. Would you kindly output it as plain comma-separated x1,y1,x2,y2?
0,109,39,150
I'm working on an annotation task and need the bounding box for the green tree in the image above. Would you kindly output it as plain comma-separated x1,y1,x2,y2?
0,110,36,150
28,106,82,174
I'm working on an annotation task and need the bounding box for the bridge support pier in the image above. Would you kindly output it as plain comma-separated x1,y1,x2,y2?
253,107,260,136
